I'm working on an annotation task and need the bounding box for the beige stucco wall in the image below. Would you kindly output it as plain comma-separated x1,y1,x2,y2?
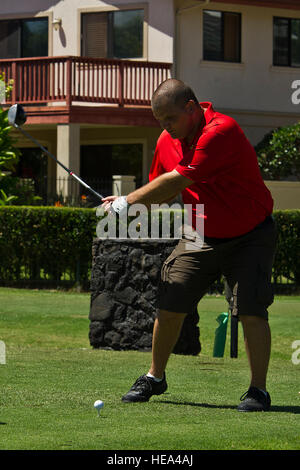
265,181,300,210
176,1,300,113
176,1,300,144
0,0,174,63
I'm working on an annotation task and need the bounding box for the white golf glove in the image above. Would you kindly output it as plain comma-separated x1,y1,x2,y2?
109,196,129,217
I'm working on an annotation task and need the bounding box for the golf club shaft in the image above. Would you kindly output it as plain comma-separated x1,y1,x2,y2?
15,124,104,202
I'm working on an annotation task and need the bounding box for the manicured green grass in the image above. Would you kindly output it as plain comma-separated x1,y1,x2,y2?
0,287,299,450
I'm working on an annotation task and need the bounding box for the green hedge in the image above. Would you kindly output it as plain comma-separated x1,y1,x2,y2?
273,210,300,286
0,206,96,287
0,207,299,291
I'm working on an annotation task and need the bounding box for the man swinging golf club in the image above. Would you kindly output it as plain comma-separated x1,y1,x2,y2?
101,79,278,412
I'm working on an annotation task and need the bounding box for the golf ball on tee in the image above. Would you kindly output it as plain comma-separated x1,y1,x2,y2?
94,400,104,415
94,400,104,409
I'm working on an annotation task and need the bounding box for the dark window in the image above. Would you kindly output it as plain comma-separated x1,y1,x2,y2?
22,19,48,58
0,20,20,58
81,9,144,59
274,17,300,67
81,144,143,184
13,147,48,179
0,17,48,59
203,10,241,62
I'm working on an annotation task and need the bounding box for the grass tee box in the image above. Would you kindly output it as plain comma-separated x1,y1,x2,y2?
0,288,299,450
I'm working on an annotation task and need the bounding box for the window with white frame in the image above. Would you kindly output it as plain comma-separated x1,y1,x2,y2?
81,9,144,59
203,10,241,63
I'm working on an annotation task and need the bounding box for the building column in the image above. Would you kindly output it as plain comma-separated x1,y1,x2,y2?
112,175,136,196
56,124,80,202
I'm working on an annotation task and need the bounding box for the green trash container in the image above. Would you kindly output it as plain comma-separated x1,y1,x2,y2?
213,312,229,358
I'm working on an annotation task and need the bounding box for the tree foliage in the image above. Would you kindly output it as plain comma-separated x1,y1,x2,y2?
255,124,300,181
0,73,19,178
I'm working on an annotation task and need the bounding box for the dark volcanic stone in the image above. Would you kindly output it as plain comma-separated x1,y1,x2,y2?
89,238,201,355
89,291,115,321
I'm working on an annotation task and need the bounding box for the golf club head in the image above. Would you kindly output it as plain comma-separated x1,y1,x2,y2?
8,104,27,127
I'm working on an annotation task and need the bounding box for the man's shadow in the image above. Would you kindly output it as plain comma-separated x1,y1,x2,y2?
156,399,300,414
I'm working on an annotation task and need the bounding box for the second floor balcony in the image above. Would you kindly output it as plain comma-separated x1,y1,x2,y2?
0,56,172,125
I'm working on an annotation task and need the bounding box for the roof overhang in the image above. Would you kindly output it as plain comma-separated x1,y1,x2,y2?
200,0,300,10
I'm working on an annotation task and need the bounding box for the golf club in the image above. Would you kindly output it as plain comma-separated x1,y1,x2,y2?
7,103,104,204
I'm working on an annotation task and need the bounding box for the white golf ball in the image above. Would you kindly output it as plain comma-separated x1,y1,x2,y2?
94,400,104,410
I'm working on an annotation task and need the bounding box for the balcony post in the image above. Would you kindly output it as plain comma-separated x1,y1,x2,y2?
0,57,172,106
118,61,124,107
11,61,17,103
66,57,72,107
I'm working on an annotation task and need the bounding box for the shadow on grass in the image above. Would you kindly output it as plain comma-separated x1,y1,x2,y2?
269,406,300,414
157,400,236,410
157,400,300,413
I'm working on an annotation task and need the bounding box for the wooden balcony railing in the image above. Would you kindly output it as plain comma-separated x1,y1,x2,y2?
0,56,172,107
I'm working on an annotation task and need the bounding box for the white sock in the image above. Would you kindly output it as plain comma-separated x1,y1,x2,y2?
146,372,163,382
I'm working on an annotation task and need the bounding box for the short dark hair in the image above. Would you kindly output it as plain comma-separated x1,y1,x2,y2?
152,79,199,110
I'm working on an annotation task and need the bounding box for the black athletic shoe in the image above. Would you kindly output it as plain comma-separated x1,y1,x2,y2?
237,386,271,412
122,373,167,402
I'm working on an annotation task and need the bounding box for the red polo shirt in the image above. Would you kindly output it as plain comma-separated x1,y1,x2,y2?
149,102,274,238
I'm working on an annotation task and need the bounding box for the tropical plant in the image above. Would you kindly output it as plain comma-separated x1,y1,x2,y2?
0,188,17,206
255,124,300,180
0,73,19,177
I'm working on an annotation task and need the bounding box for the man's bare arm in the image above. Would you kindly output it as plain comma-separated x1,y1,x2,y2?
126,170,193,208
